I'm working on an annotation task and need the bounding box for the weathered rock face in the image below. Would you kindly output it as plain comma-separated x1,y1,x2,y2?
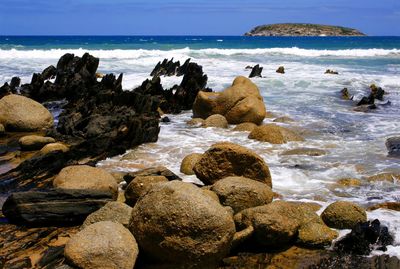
2,189,114,226
124,175,169,206
193,142,272,187
0,94,54,131
82,201,133,229
193,76,267,125
334,219,394,255
202,114,229,128
211,176,274,213
19,135,56,151
249,124,304,144
53,165,118,198
180,153,203,175
129,181,235,268
65,221,139,269
321,201,367,229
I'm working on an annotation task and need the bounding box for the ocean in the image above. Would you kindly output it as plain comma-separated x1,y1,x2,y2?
1,36,400,256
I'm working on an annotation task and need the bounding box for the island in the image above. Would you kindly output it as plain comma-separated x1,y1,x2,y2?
244,23,366,36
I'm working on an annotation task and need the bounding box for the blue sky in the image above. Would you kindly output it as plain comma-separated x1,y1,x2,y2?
0,0,399,35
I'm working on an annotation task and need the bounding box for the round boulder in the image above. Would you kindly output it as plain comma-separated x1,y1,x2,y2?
65,221,139,269
82,202,132,229
40,142,69,154
233,122,257,132
0,94,54,131
180,153,203,175
321,201,367,229
202,114,228,128
193,142,272,187
129,181,235,268
297,222,338,248
53,165,118,198
124,175,169,206
186,118,205,127
249,124,304,144
192,91,219,119
211,176,273,213
19,135,56,151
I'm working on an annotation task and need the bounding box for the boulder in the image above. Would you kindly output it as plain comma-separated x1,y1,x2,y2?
297,222,338,248
193,76,266,125
341,88,353,100
334,219,394,255
370,84,385,101
234,201,322,248
39,142,69,154
202,114,228,128
19,135,56,151
249,124,304,144
210,176,273,213
325,69,339,75
180,153,203,175
192,91,219,119
186,118,205,126
281,147,326,156
193,142,272,187
53,165,118,198
129,181,235,268
0,94,54,131
65,221,139,269
123,166,181,185
2,189,114,226
124,175,169,206
386,137,400,157
276,66,285,74
82,201,132,229
321,201,367,229
249,64,263,78
233,122,257,132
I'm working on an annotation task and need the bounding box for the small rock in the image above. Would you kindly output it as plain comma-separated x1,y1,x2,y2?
336,178,362,187
0,123,5,135
276,66,285,74
65,221,139,269
124,175,169,206
249,124,304,144
161,116,170,123
386,137,400,157
211,176,273,213
370,84,385,101
273,116,294,123
367,202,400,211
321,201,367,229
325,69,339,75
202,114,229,128
53,165,118,198
82,201,132,229
281,147,326,156
186,118,205,126
40,142,69,154
193,142,272,187
180,153,203,175
19,135,56,151
249,64,263,78
341,88,352,100
233,122,257,132
297,222,338,247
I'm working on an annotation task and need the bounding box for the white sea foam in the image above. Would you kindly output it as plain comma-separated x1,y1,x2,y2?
0,47,400,60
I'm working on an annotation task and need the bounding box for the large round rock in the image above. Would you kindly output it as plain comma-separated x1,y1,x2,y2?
249,124,304,144
321,201,367,229
65,221,138,269
53,165,118,198
82,202,132,229
129,181,235,268
193,142,272,187
124,175,169,206
211,176,273,213
0,94,54,131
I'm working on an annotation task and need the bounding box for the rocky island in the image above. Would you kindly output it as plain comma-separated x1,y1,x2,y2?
244,23,366,36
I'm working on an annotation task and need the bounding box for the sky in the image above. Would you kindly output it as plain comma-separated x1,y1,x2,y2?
0,0,399,36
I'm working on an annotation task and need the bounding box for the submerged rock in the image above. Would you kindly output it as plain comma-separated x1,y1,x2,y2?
249,64,263,78
0,94,54,131
249,124,304,144
281,147,326,156
340,88,353,100
325,69,339,75
233,122,257,132
65,221,139,269
202,114,229,128
276,66,285,74
367,202,400,211
129,181,235,268
386,137,400,157
321,201,367,229
194,142,272,187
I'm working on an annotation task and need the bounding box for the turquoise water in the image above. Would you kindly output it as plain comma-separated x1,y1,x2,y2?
1,36,400,256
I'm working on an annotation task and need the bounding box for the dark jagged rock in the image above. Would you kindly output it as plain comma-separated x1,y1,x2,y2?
276,66,285,74
139,59,210,113
341,88,353,100
41,65,57,81
150,58,181,77
334,219,394,255
2,189,114,226
325,69,339,75
245,65,253,70
123,166,182,186
161,116,170,123
249,64,263,78
370,84,385,101
357,94,375,106
10,77,21,90
386,137,400,158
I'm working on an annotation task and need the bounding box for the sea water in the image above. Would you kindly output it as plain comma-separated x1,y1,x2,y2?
0,36,399,257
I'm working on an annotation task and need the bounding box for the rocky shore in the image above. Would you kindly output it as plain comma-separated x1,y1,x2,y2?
244,23,366,36
0,54,399,269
